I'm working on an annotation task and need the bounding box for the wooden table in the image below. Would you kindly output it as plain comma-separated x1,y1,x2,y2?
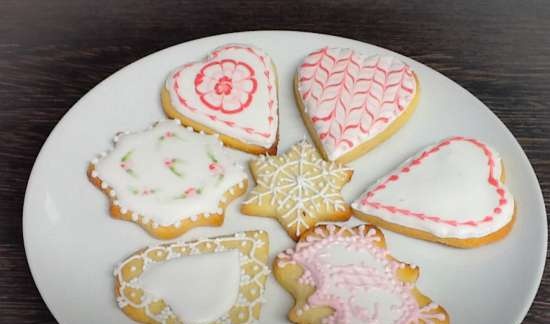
1,1,548,323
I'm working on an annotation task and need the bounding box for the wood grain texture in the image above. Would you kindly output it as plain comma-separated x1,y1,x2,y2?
0,0,548,323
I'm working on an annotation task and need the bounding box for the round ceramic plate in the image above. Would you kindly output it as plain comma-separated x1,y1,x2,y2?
24,31,546,324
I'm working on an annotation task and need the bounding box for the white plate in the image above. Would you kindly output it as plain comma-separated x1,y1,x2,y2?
24,31,547,324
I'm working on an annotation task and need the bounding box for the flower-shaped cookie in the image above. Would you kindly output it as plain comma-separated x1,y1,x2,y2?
241,140,352,240
87,120,248,239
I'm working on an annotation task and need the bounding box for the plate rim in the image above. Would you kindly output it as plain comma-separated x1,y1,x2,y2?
22,30,548,324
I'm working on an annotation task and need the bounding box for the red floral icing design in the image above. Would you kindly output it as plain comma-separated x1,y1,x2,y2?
129,187,157,196
195,59,257,114
184,187,199,197
358,137,509,227
207,151,225,180
169,45,277,142
120,150,137,178
159,131,183,143
164,158,184,178
175,186,202,200
298,47,416,160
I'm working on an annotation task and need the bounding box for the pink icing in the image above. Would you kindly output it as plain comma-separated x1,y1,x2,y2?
297,47,416,160
171,45,276,140
194,59,258,114
277,225,445,324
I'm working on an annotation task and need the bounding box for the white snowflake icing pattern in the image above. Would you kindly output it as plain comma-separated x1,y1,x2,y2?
243,141,351,238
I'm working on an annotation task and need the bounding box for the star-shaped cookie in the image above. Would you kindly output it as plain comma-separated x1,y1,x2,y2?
241,140,353,240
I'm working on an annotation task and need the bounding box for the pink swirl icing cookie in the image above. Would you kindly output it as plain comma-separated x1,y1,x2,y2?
162,44,279,155
274,224,448,324
295,47,419,163
352,137,516,248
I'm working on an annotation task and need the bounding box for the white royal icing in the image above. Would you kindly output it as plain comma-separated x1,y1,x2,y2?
352,137,515,239
114,231,270,324
165,44,278,148
91,120,247,227
297,47,417,161
243,140,351,238
140,249,241,323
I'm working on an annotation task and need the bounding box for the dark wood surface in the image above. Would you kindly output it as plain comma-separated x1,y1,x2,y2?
0,0,548,323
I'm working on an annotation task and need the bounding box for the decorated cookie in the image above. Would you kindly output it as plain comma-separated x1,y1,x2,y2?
162,44,279,155
274,224,448,324
114,230,270,324
295,47,419,163
87,120,248,240
352,136,516,248
241,140,353,241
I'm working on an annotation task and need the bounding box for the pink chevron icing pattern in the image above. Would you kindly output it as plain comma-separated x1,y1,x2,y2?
297,47,417,161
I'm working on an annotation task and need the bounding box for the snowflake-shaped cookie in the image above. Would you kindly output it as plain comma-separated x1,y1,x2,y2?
241,140,353,240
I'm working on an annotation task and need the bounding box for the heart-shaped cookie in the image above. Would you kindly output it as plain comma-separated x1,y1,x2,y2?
162,44,278,155
295,47,419,163
114,230,270,324
351,137,516,248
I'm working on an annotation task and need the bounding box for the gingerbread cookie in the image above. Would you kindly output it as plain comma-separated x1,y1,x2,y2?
241,140,352,241
352,136,516,248
162,44,279,155
295,47,419,163
87,120,248,240
114,230,270,324
274,224,448,324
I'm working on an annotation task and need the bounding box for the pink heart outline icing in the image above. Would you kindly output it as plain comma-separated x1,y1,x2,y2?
170,45,277,142
358,136,509,227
